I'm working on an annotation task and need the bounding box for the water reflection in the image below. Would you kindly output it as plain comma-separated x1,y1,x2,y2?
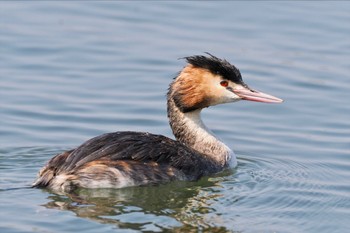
42,174,236,232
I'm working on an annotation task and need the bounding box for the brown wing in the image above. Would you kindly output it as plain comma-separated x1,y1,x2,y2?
33,131,220,187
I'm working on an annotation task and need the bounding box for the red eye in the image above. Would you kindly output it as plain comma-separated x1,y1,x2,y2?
220,80,228,87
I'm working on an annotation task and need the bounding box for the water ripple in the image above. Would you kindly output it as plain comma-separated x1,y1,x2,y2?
199,153,350,232
1,1,350,232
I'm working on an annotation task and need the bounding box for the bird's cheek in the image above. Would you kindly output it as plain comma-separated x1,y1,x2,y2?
222,90,241,103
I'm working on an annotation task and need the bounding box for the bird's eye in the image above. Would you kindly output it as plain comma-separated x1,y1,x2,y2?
220,80,229,87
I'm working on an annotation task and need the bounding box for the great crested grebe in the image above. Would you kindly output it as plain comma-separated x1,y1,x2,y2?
33,54,283,192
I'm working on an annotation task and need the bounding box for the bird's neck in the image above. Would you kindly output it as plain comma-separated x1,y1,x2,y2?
167,98,236,168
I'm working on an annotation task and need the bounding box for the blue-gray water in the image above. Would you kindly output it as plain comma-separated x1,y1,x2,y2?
1,2,349,233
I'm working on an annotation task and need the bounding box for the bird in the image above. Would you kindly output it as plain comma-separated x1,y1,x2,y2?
32,54,283,192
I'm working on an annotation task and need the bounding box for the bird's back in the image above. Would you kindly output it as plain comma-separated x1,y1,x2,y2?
33,131,219,192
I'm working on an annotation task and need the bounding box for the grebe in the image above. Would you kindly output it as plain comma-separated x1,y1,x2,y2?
33,54,283,192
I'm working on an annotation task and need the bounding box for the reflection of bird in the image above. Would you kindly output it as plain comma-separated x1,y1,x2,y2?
43,180,222,231
33,54,282,192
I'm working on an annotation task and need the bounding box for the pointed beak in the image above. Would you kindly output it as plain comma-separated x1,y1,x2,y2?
233,85,283,103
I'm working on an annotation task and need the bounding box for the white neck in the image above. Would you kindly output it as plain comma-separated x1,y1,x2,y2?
168,100,237,168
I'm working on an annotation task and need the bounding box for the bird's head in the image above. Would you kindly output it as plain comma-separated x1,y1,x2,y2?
168,54,283,113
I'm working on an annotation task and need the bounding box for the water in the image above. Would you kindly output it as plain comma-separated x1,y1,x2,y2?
1,2,349,232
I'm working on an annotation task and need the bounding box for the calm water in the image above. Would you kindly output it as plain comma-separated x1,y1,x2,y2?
1,2,350,233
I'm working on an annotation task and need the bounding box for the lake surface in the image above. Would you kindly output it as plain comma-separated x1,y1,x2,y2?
1,2,349,232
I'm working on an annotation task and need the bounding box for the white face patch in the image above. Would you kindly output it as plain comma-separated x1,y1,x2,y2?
204,75,242,106
220,90,241,104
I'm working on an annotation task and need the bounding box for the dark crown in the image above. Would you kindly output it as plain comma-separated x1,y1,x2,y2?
185,53,243,83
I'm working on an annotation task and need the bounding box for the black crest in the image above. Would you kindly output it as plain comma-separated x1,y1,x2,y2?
185,53,243,83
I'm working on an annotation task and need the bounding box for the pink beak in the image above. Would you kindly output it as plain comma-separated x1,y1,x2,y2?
233,85,283,103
